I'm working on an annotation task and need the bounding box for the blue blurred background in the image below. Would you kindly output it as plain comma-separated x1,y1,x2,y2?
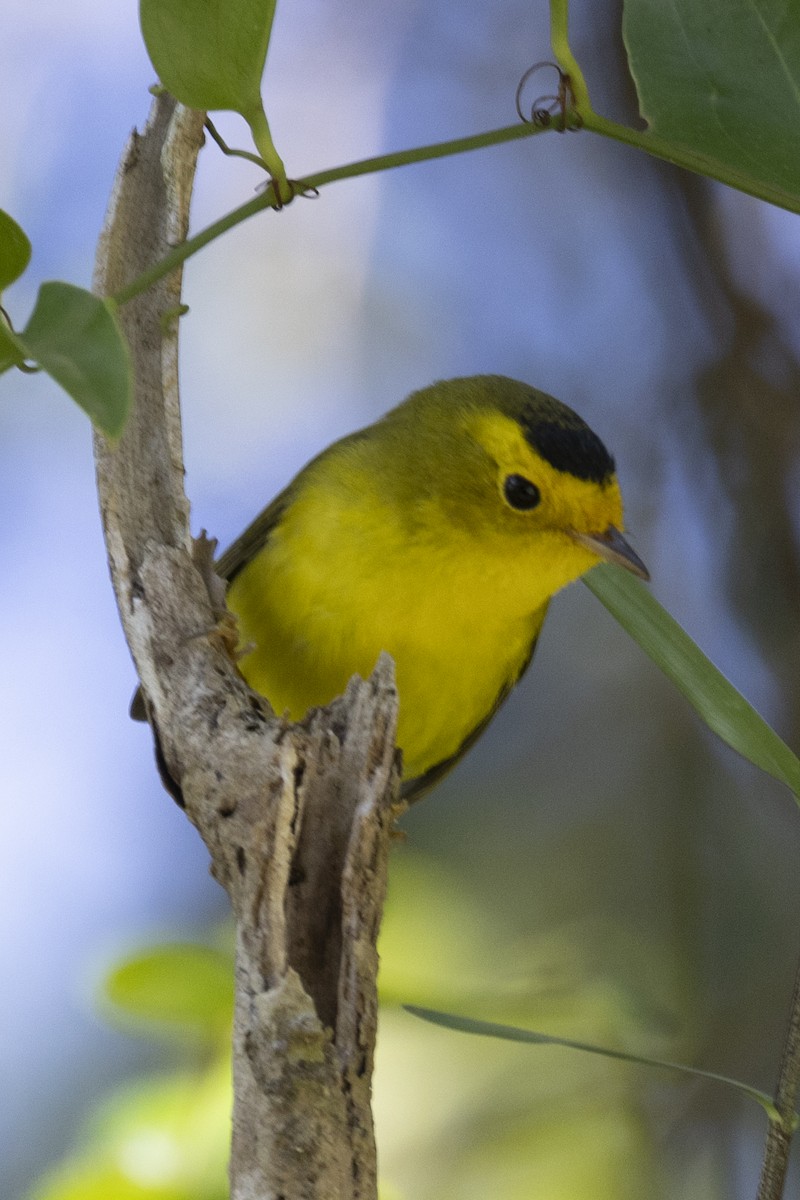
3,1,800,1196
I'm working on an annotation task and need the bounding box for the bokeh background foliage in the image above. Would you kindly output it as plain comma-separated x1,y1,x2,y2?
3,0,800,1197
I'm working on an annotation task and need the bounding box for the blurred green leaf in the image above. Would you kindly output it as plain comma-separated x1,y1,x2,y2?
18,282,131,436
377,1184,405,1200
0,209,31,292
31,1167,179,1200
584,565,800,798
0,315,26,373
623,0,800,197
28,1063,231,1200
104,943,234,1037
378,852,507,1008
139,0,277,119
406,1007,778,1118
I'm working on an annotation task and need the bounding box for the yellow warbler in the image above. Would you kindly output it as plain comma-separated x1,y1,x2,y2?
205,375,647,800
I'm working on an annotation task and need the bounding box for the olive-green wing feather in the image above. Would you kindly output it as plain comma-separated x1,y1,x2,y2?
213,486,294,584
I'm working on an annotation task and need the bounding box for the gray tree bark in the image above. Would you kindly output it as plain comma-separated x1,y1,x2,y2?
92,92,399,1200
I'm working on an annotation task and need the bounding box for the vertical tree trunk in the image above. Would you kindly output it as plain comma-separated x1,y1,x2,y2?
93,92,399,1200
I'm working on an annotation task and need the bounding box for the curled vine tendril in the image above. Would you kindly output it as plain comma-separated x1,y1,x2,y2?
204,118,267,169
515,61,582,131
255,177,320,209
203,118,320,207
287,182,320,201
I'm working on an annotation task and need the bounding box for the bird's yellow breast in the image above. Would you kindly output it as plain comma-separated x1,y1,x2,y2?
227,456,555,782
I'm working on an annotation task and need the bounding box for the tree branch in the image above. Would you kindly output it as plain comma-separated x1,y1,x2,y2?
92,92,399,1200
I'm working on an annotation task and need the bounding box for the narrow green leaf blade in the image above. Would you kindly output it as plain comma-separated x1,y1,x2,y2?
584,564,800,798
140,0,277,116
0,209,32,292
623,0,800,199
406,1006,779,1118
19,282,131,437
103,943,234,1036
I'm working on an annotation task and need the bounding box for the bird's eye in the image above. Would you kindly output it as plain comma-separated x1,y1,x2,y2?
503,474,541,510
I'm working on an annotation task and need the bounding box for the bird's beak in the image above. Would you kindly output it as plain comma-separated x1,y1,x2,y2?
571,525,650,581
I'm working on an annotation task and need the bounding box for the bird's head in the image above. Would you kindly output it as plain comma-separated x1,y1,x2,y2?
386,376,647,605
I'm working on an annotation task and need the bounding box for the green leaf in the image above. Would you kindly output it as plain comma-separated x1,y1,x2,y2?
623,0,800,197
0,314,26,373
406,1006,780,1119
0,209,32,292
584,565,800,799
28,1064,231,1200
18,282,131,436
30,1166,180,1200
139,0,277,118
103,943,234,1037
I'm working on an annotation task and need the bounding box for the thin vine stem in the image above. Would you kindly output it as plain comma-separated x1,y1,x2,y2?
111,0,799,310
757,950,800,1200
548,0,590,110
204,117,268,170
244,101,291,203
112,99,799,310
111,118,549,307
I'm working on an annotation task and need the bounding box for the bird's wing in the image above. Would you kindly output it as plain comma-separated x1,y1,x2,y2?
214,487,293,583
